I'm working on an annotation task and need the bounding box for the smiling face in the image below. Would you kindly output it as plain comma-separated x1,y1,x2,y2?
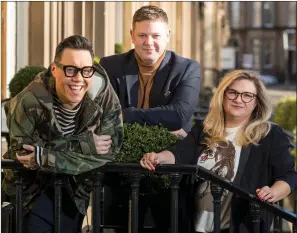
223,79,258,125
51,48,93,110
130,20,170,65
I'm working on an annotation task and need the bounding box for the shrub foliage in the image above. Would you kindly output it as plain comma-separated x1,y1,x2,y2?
115,123,178,194
9,66,46,98
273,96,296,132
273,96,296,160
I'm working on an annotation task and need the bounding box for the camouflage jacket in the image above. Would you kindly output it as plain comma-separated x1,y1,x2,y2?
2,63,123,215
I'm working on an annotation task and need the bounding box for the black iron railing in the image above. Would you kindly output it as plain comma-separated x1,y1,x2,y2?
1,159,297,233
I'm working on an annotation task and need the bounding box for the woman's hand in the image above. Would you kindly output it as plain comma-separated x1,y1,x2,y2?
256,181,291,203
256,186,277,202
140,150,175,172
140,152,160,172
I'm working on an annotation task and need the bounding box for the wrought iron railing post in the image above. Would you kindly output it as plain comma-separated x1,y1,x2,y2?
211,183,224,233
92,170,103,233
295,190,297,231
14,170,23,233
249,202,261,233
273,214,281,233
169,173,181,233
293,224,297,233
274,200,283,233
54,175,63,233
129,173,141,233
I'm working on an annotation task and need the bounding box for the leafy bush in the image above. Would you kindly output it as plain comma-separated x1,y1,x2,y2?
115,43,123,54
94,56,100,63
115,123,178,194
9,66,47,98
273,96,296,132
273,96,296,161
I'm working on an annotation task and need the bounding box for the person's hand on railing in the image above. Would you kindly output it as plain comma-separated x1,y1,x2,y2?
140,152,160,171
256,186,277,202
140,150,176,171
256,180,292,203
16,144,38,170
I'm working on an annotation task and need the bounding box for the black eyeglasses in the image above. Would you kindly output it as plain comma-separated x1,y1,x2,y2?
54,62,95,78
225,88,257,103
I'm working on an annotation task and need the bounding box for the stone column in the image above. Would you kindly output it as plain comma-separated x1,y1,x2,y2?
28,2,47,66
175,2,192,58
203,2,218,88
122,2,134,52
1,2,7,99
16,2,29,71
158,2,176,52
93,2,116,57
83,1,94,42
122,1,148,52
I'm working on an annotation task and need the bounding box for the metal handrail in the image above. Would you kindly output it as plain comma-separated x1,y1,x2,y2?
2,159,296,224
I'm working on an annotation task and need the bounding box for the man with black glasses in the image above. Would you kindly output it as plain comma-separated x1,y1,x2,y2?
2,35,123,233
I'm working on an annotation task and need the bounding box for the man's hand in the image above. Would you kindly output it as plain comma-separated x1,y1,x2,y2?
89,125,112,154
170,128,187,139
93,134,112,154
16,144,38,169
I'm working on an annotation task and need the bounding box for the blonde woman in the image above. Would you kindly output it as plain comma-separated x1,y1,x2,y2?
140,70,297,233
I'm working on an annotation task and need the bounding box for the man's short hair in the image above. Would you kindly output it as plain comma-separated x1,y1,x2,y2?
54,35,94,62
132,5,168,30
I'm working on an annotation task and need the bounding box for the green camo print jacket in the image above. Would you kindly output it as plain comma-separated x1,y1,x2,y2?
2,63,123,215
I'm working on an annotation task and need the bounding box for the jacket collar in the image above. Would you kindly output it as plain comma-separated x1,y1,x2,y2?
124,49,172,107
124,50,139,107
150,51,172,106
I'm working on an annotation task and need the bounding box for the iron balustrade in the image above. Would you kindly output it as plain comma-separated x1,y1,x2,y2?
1,160,297,233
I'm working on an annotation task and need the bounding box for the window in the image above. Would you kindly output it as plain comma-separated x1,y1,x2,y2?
288,2,296,27
263,40,273,69
263,2,274,27
251,2,262,28
252,39,261,70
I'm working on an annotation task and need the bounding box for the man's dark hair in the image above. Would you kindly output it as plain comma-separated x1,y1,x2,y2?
54,35,94,61
132,5,168,30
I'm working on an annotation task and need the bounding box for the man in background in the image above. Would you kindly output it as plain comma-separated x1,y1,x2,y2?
100,5,200,233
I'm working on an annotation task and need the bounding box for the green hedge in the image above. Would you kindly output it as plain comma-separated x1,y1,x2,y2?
9,66,47,98
115,43,123,54
115,123,178,194
273,96,296,132
273,96,296,159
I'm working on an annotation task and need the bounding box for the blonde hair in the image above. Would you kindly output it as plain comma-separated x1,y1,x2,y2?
203,70,272,147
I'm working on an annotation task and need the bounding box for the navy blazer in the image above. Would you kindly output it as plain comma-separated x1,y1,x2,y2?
99,49,200,132
168,122,297,233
